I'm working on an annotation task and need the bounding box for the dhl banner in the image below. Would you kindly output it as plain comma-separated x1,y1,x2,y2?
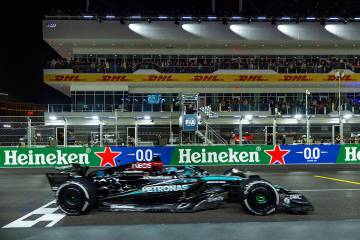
44,73,360,83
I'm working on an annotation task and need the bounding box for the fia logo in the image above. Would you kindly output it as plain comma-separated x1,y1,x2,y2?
185,119,196,126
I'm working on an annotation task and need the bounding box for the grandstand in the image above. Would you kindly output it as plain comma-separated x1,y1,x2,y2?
3,15,358,147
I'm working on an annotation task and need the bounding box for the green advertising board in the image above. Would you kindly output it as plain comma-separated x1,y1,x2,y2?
0,144,360,168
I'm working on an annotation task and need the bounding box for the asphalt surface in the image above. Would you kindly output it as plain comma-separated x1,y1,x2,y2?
1,165,360,239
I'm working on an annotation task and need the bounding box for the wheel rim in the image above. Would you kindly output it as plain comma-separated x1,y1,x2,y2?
60,187,85,210
255,194,267,204
247,185,276,212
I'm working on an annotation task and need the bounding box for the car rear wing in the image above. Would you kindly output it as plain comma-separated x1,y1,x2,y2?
46,164,89,191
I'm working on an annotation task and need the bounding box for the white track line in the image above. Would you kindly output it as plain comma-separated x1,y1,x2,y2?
293,189,360,192
2,200,65,228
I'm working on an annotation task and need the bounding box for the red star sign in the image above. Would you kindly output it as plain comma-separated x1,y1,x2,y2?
264,145,289,165
95,147,121,167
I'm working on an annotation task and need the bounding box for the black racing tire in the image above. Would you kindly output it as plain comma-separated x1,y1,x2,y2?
239,178,279,216
56,178,96,215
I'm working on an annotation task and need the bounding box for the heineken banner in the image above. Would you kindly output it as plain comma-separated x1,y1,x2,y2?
1,145,360,168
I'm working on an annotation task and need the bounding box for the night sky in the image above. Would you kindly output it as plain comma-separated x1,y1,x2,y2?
1,1,68,104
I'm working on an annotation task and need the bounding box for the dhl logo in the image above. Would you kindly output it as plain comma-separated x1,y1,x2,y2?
146,75,175,81
282,75,312,81
192,75,221,81
52,75,82,81
235,75,266,81
327,75,355,81
101,75,130,81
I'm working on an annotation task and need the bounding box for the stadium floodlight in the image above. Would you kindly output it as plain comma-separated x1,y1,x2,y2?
281,17,291,20
328,17,339,20
208,16,217,20
245,115,253,120
354,17,360,20
49,116,57,121
158,16,168,20
306,17,316,20
92,116,99,120
257,16,267,20
130,15,141,19
181,16,192,20
144,115,151,120
83,15,94,19
344,114,352,119
231,16,242,20
294,114,302,120
106,15,116,19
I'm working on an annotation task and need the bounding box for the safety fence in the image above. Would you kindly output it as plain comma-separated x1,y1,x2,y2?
0,144,359,168
2,116,360,147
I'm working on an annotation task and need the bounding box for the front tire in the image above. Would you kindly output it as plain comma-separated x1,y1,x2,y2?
239,178,279,215
56,178,96,215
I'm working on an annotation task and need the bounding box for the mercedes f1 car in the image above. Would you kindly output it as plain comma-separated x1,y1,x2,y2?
46,159,314,216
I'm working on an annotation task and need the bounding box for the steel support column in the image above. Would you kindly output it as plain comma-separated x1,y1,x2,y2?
239,119,243,145
99,123,103,147
27,117,32,147
272,118,277,145
64,120,67,147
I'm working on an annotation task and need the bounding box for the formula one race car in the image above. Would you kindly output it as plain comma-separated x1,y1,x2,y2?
47,159,314,216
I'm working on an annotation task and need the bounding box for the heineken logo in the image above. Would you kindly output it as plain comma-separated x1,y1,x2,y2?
344,147,360,161
178,148,260,164
3,150,89,166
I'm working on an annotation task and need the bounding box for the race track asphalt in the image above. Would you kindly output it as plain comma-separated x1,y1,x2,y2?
1,165,360,240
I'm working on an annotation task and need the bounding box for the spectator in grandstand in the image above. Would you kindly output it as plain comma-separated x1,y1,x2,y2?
229,133,236,145
90,61,96,73
105,61,110,73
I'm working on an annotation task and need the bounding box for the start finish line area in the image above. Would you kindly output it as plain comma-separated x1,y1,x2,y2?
1,144,360,168
1,166,360,240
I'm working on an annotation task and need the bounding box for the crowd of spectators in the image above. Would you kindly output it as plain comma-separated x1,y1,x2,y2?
48,55,360,74
218,96,360,114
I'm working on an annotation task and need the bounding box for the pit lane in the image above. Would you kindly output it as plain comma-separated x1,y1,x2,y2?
1,165,360,239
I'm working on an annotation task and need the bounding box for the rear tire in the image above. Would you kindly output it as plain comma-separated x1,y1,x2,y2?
239,178,279,215
56,178,96,215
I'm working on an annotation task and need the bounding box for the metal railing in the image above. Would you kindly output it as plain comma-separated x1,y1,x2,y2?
47,103,360,115
2,115,360,147
206,124,227,145
50,63,356,74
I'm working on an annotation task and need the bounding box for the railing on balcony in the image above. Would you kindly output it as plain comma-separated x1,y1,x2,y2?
47,103,360,115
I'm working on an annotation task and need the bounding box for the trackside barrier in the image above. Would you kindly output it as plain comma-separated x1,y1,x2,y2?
0,145,360,168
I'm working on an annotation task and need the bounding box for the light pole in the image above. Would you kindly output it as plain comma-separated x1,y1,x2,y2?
335,70,345,143
305,89,310,144
238,117,243,145
272,116,277,145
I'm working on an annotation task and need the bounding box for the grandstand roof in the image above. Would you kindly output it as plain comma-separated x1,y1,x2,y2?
44,20,360,58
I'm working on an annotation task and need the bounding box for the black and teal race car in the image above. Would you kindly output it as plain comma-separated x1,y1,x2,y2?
47,160,314,216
